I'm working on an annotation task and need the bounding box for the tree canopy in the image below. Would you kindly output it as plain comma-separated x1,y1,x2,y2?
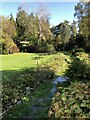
1,1,90,54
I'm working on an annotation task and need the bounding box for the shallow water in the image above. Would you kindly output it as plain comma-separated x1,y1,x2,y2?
51,76,69,94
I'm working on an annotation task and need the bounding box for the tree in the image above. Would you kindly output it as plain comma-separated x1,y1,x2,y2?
74,1,90,51
15,5,52,52
63,20,71,43
2,16,16,39
71,20,77,37
15,6,29,52
9,13,14,21
24,13,39,44
1,16,19,54
16,7,28,42
36,4,52,45
51,21,71,51
74,2,90,36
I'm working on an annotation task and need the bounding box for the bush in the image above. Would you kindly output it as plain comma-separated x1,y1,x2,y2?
9,45,19,54
65,58,90,81
75,48,85,52
1,42,19,54
28,44,55,53
27,45,39,53
47,44,55,54
75,52,88,58
38,43,47,53
75,34,85,48
48,82,90,118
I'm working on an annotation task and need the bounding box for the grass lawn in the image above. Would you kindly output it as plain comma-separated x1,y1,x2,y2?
0,52,53,71
3,52,89,119
1,52,72,119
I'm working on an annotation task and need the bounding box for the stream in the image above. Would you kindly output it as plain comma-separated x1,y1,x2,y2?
2,76,69,118
51,76,69,94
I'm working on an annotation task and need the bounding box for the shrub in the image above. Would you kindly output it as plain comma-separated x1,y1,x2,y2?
75,52,88,58
48,82,90,118
9,45,19,54
27,45,39,53
74,48,84,52
65,58,90,81
47,44,55,54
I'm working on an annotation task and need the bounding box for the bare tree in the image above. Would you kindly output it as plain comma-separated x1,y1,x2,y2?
36,3,51,44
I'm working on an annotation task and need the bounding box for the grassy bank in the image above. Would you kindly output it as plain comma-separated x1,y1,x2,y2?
48,52,90,118
2,52,89,119
2,52,71,119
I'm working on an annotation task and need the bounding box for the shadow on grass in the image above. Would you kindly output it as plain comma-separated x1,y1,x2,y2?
2,66,55,119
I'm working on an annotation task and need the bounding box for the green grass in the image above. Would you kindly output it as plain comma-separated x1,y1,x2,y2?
1,52,72,119
0,52,53,71
3,80,53,119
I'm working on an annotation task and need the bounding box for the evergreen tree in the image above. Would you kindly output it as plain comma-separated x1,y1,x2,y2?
74,1,90,51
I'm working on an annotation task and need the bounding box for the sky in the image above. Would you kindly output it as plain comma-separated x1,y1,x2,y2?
1,2,78,26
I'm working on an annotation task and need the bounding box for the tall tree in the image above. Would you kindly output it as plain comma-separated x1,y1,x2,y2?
24,13,39,44
9,13,14,21
16,7,28,42
74,2,90,36
36,4,52,44
15,5,52,50
1,16,18,54
74,1,90,51
71,20,77,37
51,20,71,51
